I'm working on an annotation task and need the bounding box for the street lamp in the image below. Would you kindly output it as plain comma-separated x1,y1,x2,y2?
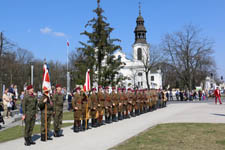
30,62,34,85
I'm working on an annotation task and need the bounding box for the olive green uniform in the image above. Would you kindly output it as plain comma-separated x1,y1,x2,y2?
53,93,64,135
22,94,38,139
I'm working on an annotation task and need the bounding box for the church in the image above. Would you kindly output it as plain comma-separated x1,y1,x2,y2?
114,6,162,89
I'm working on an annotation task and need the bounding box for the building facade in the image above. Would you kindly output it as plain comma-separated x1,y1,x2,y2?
114,8,162,89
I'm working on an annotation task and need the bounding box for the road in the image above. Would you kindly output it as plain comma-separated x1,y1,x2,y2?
1,100,225,150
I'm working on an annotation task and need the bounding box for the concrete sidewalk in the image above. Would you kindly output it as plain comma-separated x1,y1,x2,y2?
1,101,225,150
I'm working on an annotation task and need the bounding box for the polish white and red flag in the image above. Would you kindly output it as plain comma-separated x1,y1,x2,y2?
83,69,91,92
42,62,51,95
67,40,69,47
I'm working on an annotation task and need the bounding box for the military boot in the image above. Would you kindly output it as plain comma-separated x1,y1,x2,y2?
24,137,31,146
82,120,86,131
118,112,122,120
109,115,112,123
54,131,60,137
40,134,46,142
91,119,95,127
29,136,36,145
47,133,53,140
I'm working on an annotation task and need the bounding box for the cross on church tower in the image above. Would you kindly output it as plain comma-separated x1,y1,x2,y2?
134,2,147,44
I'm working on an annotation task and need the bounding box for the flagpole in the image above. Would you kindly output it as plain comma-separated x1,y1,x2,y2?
66,41,70,98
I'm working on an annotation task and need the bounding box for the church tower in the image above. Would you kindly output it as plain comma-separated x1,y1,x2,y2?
133,3,150,63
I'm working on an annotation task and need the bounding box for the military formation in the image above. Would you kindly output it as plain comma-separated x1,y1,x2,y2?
71,86,168,132
22,84,167,146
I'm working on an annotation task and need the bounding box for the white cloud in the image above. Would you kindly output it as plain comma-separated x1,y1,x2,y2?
53,32,66,37
40,27,52,34
40,27,66,37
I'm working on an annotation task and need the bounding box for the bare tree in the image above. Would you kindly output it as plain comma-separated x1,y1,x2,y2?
161,24,215,90
140,45,164,89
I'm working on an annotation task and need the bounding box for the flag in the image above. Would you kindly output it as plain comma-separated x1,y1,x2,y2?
83,69,91,92
42,62,51,95
67,40,69,47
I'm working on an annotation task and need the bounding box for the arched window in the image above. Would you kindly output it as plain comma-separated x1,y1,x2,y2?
151,76,154,81
118,55,121,61
137,48,142,60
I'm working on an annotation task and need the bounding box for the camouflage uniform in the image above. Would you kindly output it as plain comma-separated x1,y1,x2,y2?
111,90,118,122
127,91,133,117
118,90,124,120
53,92,64,137
97,90,105,126
135,91,141,115
90,91,98,127
81,92,91,130
39,94,54,141
104,92,112,123
72,92,82,132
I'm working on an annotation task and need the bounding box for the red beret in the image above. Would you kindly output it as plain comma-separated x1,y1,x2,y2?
112,87,116,90
117,88,121,91
104,86,109,90
98,86,102,89
75,87,81,91
128,88,132,91
27,85,33,90
92,88,96,91
122,88,126,91
56,84,61,88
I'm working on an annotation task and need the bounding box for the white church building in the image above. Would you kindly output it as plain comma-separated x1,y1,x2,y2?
114,8,162,89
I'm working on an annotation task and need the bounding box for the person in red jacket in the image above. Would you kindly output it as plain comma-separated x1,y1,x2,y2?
214,87,222,104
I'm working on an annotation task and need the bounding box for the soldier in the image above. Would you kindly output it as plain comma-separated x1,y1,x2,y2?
22,85,38,146
81,90,91,131
139,89,144,114
72,87,82,132
122,88,129,118
135,89,141,115
117,88,123,120
97,86,105,126
90,88,98,127
39,88,53,141
104,87,112,123
52,84,64,137
131,89,136,117
143,89,148,113
162,90,168,107
127,88,133,118
111,87,118,122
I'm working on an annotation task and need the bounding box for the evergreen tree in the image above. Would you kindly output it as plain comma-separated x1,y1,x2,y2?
78,0,124,87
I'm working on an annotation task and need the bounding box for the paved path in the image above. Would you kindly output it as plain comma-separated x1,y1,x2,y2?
1,101,225,150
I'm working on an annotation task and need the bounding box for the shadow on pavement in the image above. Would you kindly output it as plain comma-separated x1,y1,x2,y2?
32,134,41,142
211,113,225,117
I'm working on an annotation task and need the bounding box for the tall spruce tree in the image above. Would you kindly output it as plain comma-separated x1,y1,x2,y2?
78,0,124,87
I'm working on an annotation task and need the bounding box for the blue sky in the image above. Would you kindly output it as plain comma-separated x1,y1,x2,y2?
0,0,225,78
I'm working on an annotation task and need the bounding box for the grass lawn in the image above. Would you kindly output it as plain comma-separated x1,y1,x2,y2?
0,123,73,143
111,123,225,150
63,111,73,120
